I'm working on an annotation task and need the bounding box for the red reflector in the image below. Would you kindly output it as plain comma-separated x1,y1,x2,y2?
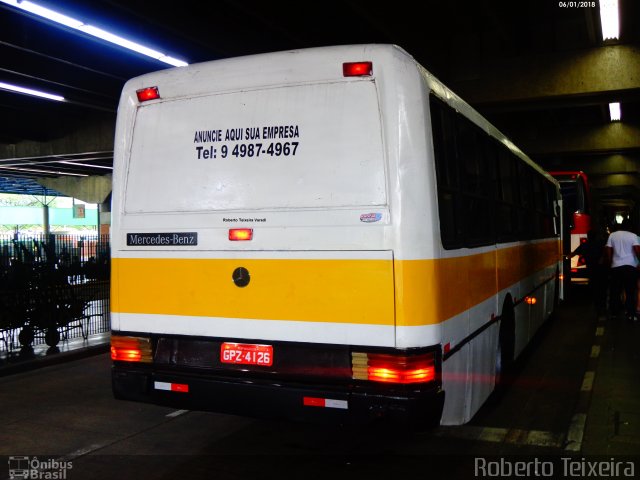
154,381,189,393
303,397,325,407
171,383,189,393
302,397,348,409
229,228,253,241
343,61,373,77
136,86,160,102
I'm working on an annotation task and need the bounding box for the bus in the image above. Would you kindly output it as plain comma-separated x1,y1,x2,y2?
110,44,563,427
549,171,591,282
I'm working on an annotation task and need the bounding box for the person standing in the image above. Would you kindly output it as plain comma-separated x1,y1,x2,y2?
570,228,608,316
604,220,640,321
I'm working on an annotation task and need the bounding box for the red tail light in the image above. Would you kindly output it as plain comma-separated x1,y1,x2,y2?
343,61,373,77
136,86,160,102
229,228,253,241
352,351,436,384
111,336,152,363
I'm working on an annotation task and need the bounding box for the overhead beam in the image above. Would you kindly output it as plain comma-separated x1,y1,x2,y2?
36,174,112,204
541,154,640,175
589,173,640,190
451,45,640,108
0,116,115,160
538,155,640,218
515,122,640,156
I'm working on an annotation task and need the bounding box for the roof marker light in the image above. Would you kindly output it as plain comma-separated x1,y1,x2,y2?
229,228,253,241
343,61,373,77
136,86,160,102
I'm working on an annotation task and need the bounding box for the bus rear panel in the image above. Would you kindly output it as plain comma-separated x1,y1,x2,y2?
111,45,445,427
111,44,561,427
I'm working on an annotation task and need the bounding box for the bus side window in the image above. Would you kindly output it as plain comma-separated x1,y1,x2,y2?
457,116,493,247
430,96,462,249
480,137,498,242
497,147,516,242
547,182,560,237
532,175,544,238
516,162,534,240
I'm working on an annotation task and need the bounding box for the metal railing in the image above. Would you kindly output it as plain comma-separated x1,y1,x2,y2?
0,234,110,352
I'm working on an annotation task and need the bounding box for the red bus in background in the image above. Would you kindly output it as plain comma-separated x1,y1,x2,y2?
549,171,591,282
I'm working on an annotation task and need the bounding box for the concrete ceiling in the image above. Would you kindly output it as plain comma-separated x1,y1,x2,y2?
0,0,639,226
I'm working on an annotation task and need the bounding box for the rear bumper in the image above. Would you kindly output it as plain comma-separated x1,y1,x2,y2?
112,365,445,428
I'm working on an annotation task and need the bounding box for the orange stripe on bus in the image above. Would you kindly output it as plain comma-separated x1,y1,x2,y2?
395,240,561,326
111,240,560,327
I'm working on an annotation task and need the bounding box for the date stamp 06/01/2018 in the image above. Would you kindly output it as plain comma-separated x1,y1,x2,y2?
558,1,597,7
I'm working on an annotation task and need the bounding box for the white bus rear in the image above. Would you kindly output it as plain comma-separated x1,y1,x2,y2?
111,44,560,427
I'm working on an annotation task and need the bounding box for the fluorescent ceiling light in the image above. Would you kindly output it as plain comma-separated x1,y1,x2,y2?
609,102,621,121
0,80,65,101
1,166,88,177
59,161,113,170
599,0,619,40
0,0,188,67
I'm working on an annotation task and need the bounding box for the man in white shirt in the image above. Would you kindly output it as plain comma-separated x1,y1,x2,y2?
604,220,640,321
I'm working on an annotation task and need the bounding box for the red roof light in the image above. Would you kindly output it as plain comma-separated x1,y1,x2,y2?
343,61,373,77
136,86,160,102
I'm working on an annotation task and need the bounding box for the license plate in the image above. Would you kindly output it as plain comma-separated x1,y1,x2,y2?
220,342,273,366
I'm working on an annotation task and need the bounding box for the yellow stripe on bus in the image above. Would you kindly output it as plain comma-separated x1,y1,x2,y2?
111,257,396,326
111,240,560,327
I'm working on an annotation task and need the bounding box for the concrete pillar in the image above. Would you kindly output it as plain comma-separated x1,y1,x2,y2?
42,203,50,237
